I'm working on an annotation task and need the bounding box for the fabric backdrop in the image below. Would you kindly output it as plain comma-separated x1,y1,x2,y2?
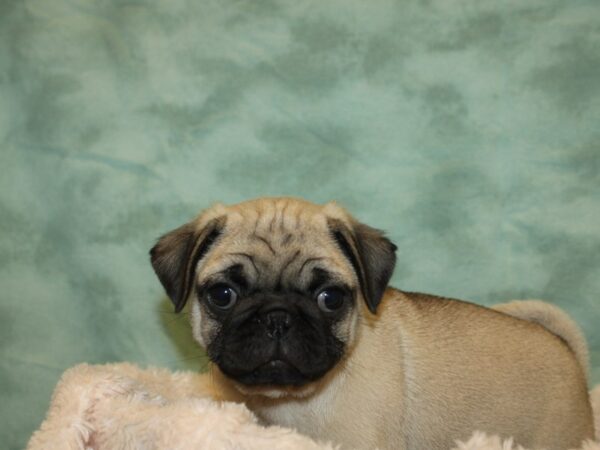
1,1,599,449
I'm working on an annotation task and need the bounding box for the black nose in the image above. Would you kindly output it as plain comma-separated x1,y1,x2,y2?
265,309,292,339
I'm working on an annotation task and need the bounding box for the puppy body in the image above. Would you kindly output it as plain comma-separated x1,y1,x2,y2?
150,198,594,450
215,290,593,450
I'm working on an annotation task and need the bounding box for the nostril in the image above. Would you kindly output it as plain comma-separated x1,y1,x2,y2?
265,310,292,339
266,310,290,326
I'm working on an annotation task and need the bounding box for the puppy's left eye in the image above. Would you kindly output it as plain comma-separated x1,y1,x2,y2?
207,284,238,309
316,288,345,312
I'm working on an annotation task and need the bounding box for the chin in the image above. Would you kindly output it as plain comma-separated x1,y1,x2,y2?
228,359,311,386
226,373,322,399
217,357,334,389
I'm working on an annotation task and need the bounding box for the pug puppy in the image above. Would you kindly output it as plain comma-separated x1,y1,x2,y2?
150,197,594,450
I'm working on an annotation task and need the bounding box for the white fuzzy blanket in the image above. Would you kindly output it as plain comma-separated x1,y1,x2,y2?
27,363,600,450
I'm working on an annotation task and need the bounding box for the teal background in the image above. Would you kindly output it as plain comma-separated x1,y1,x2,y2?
1,1,599,448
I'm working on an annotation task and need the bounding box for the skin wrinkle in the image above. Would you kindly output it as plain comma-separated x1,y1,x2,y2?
271,202,281,232
279,202,289,230
228,252,260,277
298,257,326,277
281,233,293,247
294,208,302,229
282,249,301,273
254,234,277,255
253,212,260,236
276,249,301,291
269,212,276,232
201,261,253,285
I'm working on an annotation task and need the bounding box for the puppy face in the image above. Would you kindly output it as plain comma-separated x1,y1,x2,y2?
150,198,396,391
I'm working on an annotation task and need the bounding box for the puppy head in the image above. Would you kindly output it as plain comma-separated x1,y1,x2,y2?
150,198,396,394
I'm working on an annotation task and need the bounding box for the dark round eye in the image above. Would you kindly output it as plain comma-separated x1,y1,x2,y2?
316,288,345,312
207,284,238,309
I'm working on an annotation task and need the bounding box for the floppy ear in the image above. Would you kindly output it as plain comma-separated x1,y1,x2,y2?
150,216,225,312
328,219,397,314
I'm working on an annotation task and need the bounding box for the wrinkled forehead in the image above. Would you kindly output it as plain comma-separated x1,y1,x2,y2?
195,207,355,289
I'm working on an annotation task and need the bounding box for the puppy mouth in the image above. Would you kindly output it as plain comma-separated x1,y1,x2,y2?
263,359,288,369
220,357,312,387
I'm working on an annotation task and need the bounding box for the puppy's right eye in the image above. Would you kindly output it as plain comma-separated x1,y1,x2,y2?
207,284,238,309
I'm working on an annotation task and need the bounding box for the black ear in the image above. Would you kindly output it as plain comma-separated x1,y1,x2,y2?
150,216,225,312
328,219,397,314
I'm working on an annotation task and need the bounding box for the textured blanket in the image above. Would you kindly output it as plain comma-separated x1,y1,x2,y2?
27,363,600,450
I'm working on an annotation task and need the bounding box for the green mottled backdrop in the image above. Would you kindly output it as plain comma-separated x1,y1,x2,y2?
1,0,599,448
